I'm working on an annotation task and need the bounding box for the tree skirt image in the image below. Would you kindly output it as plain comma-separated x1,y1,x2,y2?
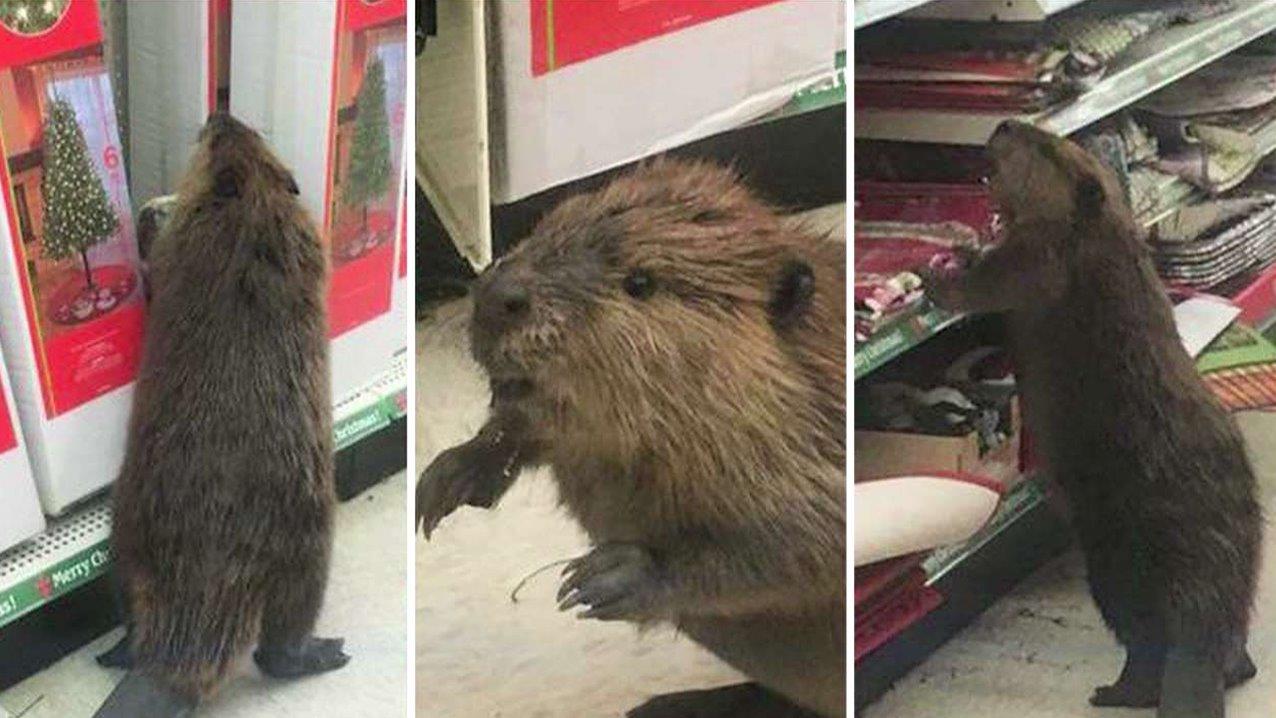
335,226,393,264
45,265,137,326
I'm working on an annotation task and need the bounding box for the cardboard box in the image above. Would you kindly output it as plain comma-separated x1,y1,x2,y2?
0,339,44,553
126,0,232,203
0,0,145,514
231,0,408,399
487,0,837,203
854,400,1021,486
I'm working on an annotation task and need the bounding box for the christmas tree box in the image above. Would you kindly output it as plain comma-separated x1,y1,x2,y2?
126,0,232,203
0,340,44,554
487,0,837,202
231,0,408,399
390,158,409,336
0,0,146,514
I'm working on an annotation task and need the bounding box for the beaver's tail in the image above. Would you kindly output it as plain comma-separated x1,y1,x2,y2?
92,671,196,718
126,578,262,703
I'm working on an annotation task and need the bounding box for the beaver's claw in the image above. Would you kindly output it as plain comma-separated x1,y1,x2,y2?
415,439,512,538
557,543,662,621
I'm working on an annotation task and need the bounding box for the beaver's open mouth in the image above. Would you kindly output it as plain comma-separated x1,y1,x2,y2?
983,170,1013,243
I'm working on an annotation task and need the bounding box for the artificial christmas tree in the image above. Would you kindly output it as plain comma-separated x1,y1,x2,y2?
341,56,393,256
40,98,119,295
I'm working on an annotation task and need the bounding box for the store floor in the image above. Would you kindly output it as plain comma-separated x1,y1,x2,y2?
0,471,409,718
866,410,1276,717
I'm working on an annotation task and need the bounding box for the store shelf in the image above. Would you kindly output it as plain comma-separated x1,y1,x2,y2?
906,0,1088,22
854,304,964,380
853,0,936,29
856,0,1276,145
758,51,846,123
922,475,1045,583
856,475,1072,709
0,354,409,632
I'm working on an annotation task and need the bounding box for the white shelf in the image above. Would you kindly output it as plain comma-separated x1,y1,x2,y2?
857,0,1276,144
905,0,1089,22
0,354,408,631
853,0,936,29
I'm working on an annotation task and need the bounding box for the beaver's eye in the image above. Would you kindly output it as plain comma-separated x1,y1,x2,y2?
623,269,656,299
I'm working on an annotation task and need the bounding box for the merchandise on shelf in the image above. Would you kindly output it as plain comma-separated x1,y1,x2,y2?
1153,194,1276,289
0,0,145,514
855,0,1236,113
126,0,232,204
1197,322,1276,411
486,0,838,203
855,341,1021,484
855,554,942,662
854,181,994,342
230,0,408,399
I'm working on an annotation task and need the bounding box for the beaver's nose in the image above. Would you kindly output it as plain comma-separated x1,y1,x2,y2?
476,271,531,330
496,282,529,316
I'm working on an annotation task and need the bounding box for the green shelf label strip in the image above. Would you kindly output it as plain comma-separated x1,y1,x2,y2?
0,362,407,632
854,306,962,380
0,542,112,630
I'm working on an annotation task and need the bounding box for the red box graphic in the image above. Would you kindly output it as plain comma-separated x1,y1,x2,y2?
529,0,781,75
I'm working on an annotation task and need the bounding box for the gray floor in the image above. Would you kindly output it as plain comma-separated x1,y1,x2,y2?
0,471,409,718
865,410,1276,717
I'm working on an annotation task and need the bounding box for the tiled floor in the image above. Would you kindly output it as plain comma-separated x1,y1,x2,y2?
0,472,409,718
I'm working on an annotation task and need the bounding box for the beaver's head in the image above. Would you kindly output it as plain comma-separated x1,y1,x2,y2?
180,112,300,207
469,159,838,440
986,120,1128,232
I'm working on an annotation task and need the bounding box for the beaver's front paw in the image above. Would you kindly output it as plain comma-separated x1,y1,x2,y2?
557,543,663,622
919,265,967,311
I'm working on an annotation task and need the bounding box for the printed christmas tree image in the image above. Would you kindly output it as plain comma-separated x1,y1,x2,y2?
340,56,392,259
0,0,68,34
40,99,133,325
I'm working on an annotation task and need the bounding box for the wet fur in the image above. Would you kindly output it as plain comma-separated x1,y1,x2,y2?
927,122,1261,718
421,159,847,716
109,114,334,701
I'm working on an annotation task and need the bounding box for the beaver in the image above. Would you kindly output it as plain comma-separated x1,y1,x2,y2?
924,120,1261,718
93,112,348,717
417,158,847,718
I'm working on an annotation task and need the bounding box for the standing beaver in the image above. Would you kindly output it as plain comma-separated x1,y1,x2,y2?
418,158,847,718
925,121,1261,718
94,113,348,717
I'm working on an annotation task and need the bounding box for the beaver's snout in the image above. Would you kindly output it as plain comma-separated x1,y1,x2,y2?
474,269,531,332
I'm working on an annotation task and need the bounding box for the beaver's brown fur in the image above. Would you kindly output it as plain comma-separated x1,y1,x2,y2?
927,121,1261,718
102,113,348,705
419,158,847,717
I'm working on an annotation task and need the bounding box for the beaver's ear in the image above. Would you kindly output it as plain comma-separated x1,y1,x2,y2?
770,259,815,329
1074,175,1104,216
213,168,239,198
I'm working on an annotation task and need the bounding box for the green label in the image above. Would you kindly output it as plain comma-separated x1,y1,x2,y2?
0,542,111,629
334,402,392,450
